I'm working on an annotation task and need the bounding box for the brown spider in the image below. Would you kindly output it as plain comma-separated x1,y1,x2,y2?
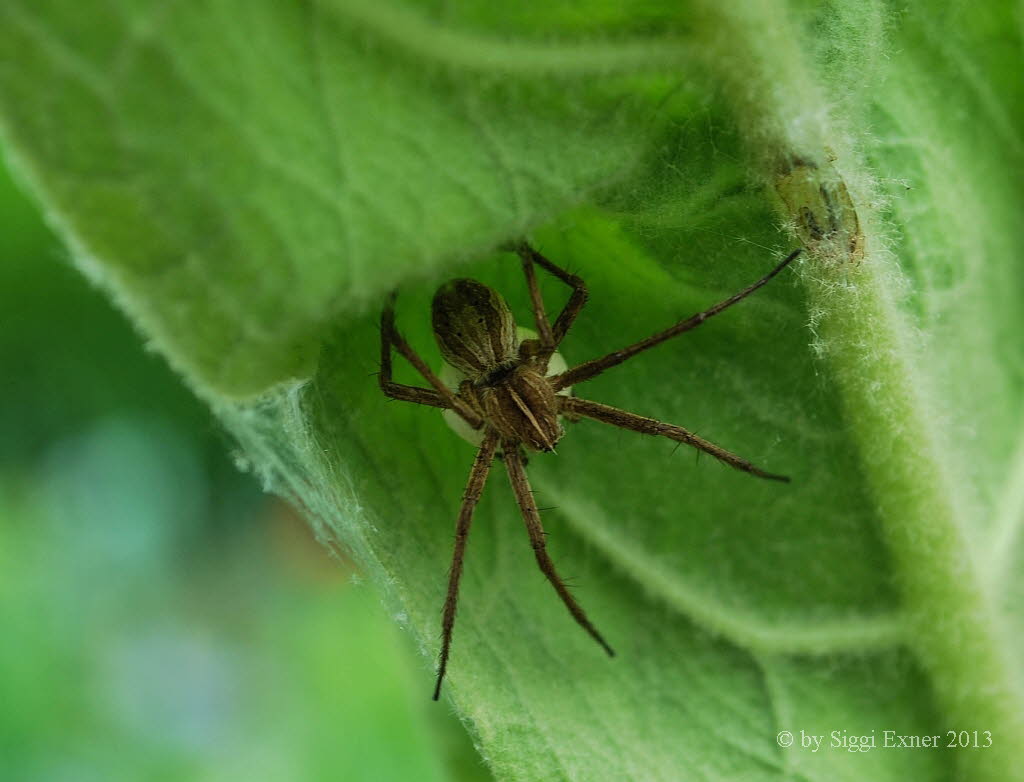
379,242,800,699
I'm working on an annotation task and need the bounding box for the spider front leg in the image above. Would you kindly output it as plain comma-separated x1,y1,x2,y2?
512,242,588,366
550,249,800,391
380,292,483,427
561,396,789,482
502,440,615,657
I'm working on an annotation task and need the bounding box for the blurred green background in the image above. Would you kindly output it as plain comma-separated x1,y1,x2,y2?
0,152,488,781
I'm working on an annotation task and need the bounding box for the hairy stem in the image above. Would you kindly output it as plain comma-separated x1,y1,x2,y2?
701,1,1024,778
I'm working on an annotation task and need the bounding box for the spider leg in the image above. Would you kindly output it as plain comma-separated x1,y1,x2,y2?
502,440,615,657
549,249,800,390
561,396,789,482
517,248,555,349
513,242,589,350
380,308,446,408
381,292,483,427
434,429,500,700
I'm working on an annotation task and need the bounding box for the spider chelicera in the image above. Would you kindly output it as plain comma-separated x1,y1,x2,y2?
379,242,800,699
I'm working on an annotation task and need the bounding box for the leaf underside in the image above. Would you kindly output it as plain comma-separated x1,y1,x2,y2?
2,1,1023,780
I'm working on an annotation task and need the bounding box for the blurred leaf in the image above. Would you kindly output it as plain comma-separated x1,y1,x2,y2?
0,481,459,782
0,163,218,465
2,1,1023,781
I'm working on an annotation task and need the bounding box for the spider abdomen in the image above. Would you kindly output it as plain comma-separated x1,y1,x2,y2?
432,279,518,379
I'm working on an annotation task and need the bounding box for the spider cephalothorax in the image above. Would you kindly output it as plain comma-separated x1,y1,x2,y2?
380,242,800,699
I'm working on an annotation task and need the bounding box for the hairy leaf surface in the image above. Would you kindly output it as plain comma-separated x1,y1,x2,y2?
2,1,1022,780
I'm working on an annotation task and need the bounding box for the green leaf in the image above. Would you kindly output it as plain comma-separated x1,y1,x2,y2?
0,0,693,397
3,1,1023,780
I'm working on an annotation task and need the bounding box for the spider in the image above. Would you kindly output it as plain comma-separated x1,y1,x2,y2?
379,241,800,699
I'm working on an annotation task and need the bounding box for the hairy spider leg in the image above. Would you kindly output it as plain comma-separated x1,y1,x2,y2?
380,292,483,427
513,243,589,370
560,396,789,482
517,250,555,348
502,441,615,658
550,249,801,390
433,430,501,699
379,300,446,409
